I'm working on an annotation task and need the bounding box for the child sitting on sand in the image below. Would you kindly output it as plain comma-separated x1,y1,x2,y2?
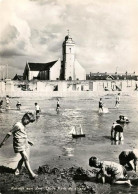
89,156,132,186
0,112,38,179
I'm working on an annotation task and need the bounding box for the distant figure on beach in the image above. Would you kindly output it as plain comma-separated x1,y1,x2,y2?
135,83,138,91
5,95,10,109
35,102,41,116
89,156,132,186
119,149,138,172
111,122,124,141
16,101,21,110
0,112,37,179
0,100,3,109
56,98,60,113
104,87,109,91
99,98,104,113
115,93,120,108
116,115,129,124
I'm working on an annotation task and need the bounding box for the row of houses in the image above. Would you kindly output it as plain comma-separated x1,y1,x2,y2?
13,72,138,81
86,72,138,81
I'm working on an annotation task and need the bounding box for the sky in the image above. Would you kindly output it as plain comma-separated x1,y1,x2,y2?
0,0,138,78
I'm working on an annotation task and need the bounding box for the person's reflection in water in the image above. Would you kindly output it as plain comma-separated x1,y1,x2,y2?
62,147,74,157
111,140,124,145
36,115,40,122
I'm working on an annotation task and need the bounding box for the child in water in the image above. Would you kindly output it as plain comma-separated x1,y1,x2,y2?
89,156,132,186
115,93,120,108
5,95,10,109
35,103,41,116
56,98,60,113
99,98,104,113
16,101,21,110
118,115,129,123
0,112,38,179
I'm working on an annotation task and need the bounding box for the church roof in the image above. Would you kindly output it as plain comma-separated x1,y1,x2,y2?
28,60,58,71
13,74,23,80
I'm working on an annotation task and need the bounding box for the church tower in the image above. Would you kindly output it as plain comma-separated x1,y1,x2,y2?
62,31,75,80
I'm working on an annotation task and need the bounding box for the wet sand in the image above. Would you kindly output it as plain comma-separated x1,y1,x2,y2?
0,93,138,193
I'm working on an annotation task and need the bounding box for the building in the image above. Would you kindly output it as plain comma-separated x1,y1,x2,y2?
13,74,23,81
23,59,61,81
61,34,86,81
23,33,86,81
86,72,138,81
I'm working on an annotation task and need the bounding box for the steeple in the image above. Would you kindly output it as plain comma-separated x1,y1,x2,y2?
62,31,76,80
64,30,75,44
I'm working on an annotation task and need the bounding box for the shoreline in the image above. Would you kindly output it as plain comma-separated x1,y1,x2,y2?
0,155,138,194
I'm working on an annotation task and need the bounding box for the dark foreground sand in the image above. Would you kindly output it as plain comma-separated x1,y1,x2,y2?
0,156,138,194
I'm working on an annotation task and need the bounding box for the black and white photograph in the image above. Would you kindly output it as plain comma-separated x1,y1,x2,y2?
0,0,138,193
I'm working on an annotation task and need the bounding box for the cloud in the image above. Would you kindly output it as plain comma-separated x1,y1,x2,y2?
0,0,137,78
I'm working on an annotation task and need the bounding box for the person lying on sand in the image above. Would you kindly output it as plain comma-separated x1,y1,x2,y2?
0,112,38,179
89,156,132,186
119,149,138,172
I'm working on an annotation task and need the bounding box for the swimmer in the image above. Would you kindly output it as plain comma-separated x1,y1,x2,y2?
116,115,129,124
89,156,132,185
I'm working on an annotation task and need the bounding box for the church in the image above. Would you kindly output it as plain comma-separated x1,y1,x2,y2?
23,33,86,81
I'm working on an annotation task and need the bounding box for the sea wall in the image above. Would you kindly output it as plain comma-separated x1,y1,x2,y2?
0,79,138,97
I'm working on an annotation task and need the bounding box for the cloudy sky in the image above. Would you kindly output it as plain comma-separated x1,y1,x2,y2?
0,0,137,78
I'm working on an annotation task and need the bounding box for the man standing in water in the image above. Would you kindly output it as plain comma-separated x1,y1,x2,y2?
111,122,124,141
0,112,38,179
